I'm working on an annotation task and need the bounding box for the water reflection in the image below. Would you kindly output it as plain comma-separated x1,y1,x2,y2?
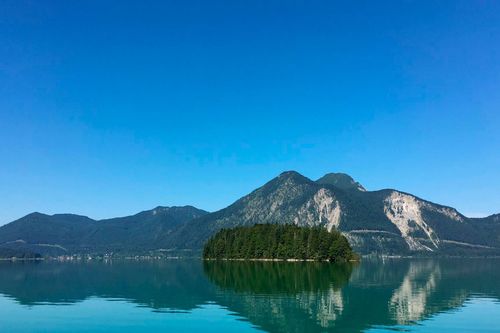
203,261,353,294
389,260,441,324
0,258,499,333
204,261,354,331
0,260,214,310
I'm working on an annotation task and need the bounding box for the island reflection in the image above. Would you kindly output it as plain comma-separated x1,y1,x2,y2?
0,258,499,332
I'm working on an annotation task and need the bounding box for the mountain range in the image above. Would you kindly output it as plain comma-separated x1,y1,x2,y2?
1,171,498,256
0,206,207,256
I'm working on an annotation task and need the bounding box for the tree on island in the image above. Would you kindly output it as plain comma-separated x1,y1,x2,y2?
203,224,358,261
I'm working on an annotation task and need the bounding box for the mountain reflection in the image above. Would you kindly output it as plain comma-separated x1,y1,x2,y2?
0,260,214,310
389,260,441,324
0,258,499,333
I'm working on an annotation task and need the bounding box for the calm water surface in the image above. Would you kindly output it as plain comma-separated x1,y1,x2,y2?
0,258,499,332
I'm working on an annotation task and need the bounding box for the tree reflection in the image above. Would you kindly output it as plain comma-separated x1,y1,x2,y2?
203,260,354,294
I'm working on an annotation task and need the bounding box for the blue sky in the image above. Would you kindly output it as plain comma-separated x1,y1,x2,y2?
1,1,499,224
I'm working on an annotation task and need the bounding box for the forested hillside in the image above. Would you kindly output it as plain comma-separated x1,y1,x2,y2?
0,206,208,255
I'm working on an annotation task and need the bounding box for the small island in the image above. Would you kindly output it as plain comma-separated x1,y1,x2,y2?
203,224,358,262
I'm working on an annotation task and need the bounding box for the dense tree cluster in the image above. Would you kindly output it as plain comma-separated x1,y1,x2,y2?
0,247,41,259
203,224,358,261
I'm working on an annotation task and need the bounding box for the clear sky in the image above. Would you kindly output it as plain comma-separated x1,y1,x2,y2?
1,1,499,225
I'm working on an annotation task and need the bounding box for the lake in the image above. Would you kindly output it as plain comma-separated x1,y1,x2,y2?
0,258,499,332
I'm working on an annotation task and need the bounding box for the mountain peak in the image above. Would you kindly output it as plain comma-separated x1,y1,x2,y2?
279,170,302,178
316,172,366,191
275,171,313,185
150,205,209,216
25,212,47,218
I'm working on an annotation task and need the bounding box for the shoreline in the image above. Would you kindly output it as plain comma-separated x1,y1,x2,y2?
3,255,500,262
0,258,45,262
203,257,359,262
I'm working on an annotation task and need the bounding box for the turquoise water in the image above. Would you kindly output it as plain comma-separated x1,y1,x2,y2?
0,259,499,332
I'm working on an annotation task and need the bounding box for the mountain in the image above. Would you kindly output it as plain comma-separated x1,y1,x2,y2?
166,171,500,255
0,206,208,255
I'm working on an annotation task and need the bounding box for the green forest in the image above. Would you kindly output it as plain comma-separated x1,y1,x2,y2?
203,224,358,261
